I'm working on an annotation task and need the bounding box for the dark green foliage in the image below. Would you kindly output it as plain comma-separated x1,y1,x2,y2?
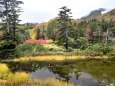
75,21,86,38
68,37,75,48
86,44,103,55
35,29,40,40
99,19,114,32
0,0,23,42
0,42,17,58
76,37,87,49
1,33,14,41
47,18,59,41
86,43,113,55
87,20,99,31
16,29,30,43
101,46,113,54
57,6,72,49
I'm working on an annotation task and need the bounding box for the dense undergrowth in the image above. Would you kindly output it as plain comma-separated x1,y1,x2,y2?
16,43,115,57
0,42,115,59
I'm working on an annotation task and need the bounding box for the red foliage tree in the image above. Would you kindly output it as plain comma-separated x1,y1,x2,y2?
85,28,94,44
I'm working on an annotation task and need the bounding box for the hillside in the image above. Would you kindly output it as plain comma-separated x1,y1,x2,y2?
80,8,115,22
102,9,115,21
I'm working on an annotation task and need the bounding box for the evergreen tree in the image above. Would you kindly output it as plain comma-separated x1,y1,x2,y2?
35,29,41,40
0,0,23,42
57,6,72,49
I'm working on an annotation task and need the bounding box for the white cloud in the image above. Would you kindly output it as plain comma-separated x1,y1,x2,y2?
19,0,115,23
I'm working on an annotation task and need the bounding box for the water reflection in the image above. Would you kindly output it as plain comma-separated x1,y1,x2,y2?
4,60,115,86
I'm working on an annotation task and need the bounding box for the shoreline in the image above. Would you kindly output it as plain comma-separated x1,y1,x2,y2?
1,55,114,62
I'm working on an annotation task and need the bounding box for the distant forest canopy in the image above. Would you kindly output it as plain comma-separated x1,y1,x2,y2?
0,8,115,43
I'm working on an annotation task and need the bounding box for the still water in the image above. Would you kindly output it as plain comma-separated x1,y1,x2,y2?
4,60,115,86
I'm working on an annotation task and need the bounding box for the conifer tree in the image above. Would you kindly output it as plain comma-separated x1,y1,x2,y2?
0,0,23,41
58,6,72,49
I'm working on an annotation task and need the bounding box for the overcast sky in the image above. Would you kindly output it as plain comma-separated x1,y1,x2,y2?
19,0,115,23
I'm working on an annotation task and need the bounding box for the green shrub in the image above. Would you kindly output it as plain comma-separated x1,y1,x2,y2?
68,37,75,48
83,49,102,56
76,37,87,49
86,43,114,55
44,44,64,52
16,43,45,56
16,29,30,43
108,50,115,57
87,43,102,52
101,46,113,54
0,42,17,59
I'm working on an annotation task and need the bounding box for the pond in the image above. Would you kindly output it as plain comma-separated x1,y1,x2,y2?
4,60,115,86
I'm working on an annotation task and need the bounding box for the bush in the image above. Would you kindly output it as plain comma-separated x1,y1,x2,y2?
101,46,113,54
87,43,102,52
86,43,114,55
68,37,76,48
0,42,17,59
0,63,9,79
44,44,64,52
76,37,87,49
0,63,9,74
16,29,30,43
16,43,45,56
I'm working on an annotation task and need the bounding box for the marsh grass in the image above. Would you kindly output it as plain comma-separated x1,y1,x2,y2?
6,72,30,85
30,78,73,86
7,56,86,62
3,55,110,62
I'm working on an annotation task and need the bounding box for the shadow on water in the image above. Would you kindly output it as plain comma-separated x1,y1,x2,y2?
3,59,115,86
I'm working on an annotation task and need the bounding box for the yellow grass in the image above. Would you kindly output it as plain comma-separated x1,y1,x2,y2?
8,55,110,62
0,78,74,86
7,72,30,85
11,55,86,62
44,44,63,49
42,78,73,86
0,63,9,74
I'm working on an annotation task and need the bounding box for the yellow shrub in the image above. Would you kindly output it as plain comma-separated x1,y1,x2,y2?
47,39,53,43
0,63,9,74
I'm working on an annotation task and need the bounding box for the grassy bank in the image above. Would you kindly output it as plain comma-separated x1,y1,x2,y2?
0,63,73,86
1,55,112,62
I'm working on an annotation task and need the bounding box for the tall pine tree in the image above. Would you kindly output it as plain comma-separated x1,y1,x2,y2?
58,6,72,49
0,0,23,42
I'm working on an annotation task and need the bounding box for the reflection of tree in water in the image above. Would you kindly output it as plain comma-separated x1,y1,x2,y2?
47,62,73,82
4,60,115,85
75,60,115,85
4,61,47,72
4,61,80,82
